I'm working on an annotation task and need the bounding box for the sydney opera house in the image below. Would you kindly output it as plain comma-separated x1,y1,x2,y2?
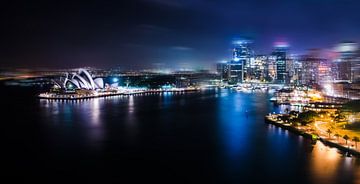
38,69,110,99
52,69,104,91
39,68,198,99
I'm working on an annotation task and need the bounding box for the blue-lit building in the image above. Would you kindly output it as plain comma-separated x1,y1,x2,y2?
228,60,243,84
217,62,230,81
232,40,254,82
273,43,289,84
216,40,254,84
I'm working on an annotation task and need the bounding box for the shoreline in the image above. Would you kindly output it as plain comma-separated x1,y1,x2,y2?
38,88,201,100
265,116,360,157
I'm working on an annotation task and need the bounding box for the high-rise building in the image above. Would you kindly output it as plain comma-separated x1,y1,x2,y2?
318,59,332,83
273,42,289,83
333,42,358,82
215,40,252,85
285,54,302,85
292,58,302,85
300,50,322,86
353,50,360,83
264,55,277,82
216,62,229,81
253,55,267,81
232,40,254,82
228,60,243,84
232,40,253,61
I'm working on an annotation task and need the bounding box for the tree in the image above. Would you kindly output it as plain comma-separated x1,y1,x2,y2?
290,118,299,126
298,111,318,125
285,108,289,114
342,100,360,113
343,135,350,145
278,115,290,123
289,111,298,117
352,136,360,149
326,129,332,138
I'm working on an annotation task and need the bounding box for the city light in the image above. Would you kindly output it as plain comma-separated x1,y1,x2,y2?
3,0,360,182
112,77,119,83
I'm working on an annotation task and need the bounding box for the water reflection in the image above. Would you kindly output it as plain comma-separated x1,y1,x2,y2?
218,90,249,159
87,98,104,149
40,99,105,150
128,95,134,113
90,98,100,126
37,91,360,183
125,95,138,139
160,91,173,108
307,141,360,183
309,143,341,184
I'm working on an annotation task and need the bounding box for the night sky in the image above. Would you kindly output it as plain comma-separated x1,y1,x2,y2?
1,0,360,69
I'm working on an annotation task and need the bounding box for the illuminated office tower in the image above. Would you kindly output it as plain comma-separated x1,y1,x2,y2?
300,49,322,86
353,50,360,83
265,55,277,82
228,60,243,84
318,59,332,83
292,58,302,85
232,40,254,82
253,55,267,81
333,42,358,82
284,54,301,85
217,62,230,82
273,42,289,84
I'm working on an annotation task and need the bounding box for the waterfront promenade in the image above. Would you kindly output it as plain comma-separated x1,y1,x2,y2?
265,114,360,157
38,87,200,100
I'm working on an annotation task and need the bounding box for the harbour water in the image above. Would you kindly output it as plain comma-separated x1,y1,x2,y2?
3,84,360,184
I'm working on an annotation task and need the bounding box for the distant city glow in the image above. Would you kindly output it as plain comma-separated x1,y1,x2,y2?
232,39,252,45
274,41,289,48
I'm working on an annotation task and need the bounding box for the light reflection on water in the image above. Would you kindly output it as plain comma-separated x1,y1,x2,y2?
40,98,106,150
218,90,249,160
309,142,342,184
125,95,138,140
308,141,360,184
37,90,360,183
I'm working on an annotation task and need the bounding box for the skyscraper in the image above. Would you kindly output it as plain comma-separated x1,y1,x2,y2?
265,55,277,82
217,61,229,81
353,50,360,83
273,42,289,84
300,49,322,86
228,60,243,84
232,40,254,82
333,42,358,82
232,40,253,61
253,55,267,81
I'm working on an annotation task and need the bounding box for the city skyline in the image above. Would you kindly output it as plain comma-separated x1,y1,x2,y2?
2,1,360,182
2,0,360,69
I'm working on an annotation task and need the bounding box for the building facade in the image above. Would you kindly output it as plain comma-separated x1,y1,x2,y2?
273,44,288,84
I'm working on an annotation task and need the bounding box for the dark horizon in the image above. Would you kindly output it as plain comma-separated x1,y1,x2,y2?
2,0,360,69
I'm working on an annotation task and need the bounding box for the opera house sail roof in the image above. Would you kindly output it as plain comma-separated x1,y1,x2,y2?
52,69,104,91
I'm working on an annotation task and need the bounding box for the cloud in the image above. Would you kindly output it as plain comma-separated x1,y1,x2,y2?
170,46,194,51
